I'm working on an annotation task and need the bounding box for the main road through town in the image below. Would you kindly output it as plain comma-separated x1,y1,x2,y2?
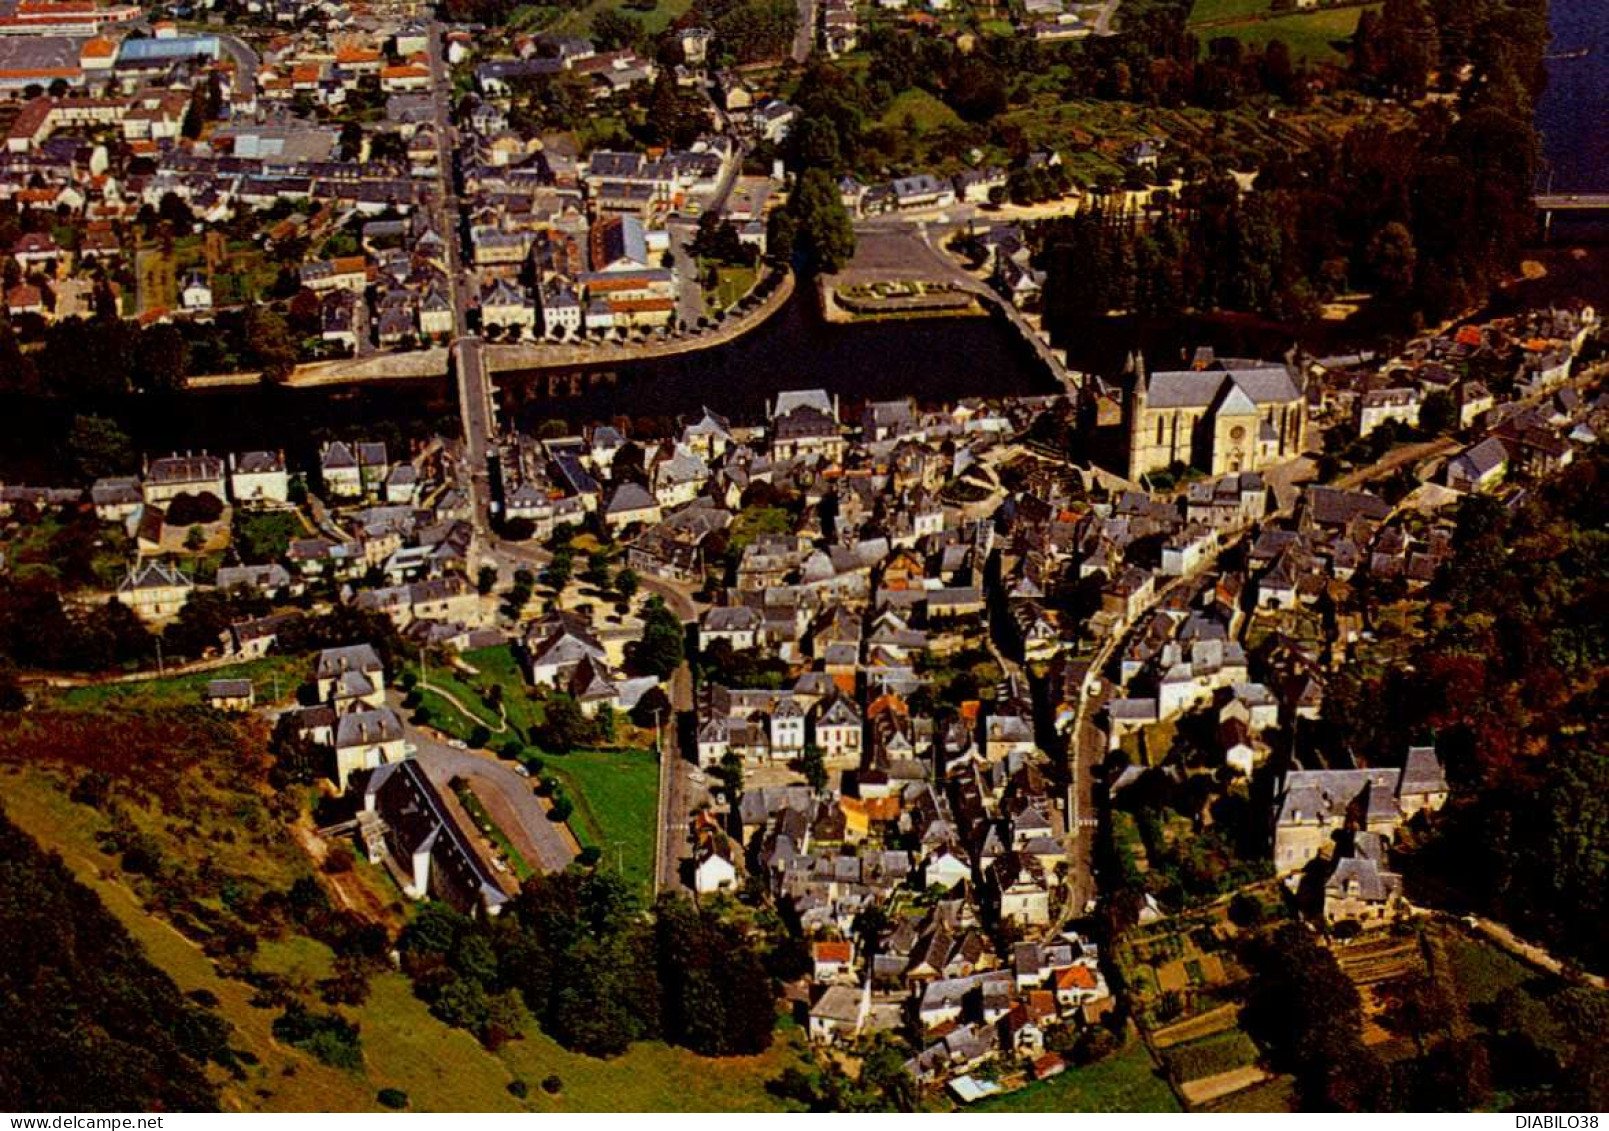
427,21,498,567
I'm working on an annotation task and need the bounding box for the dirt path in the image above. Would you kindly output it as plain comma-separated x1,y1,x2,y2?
289,819,397,925
1180,1065,1270,1106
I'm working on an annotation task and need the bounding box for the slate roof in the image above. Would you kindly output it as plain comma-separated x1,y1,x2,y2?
1144,365,1302,409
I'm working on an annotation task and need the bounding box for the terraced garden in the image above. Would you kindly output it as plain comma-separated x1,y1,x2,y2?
1113,892,1297,1110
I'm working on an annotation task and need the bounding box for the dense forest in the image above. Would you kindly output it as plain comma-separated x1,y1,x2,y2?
1037,0,1547,330
0,807,235,1111
1319,449,1609,972
398,869,788,1058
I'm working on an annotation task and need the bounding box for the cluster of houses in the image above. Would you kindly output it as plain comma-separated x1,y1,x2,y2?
0,14,457,328
478,351,1600,1096
814,0,1114,54
0,433,492,648
1312,304,1600,495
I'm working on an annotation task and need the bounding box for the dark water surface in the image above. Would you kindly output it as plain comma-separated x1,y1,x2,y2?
497,289,1057,434
1537,0,1609,195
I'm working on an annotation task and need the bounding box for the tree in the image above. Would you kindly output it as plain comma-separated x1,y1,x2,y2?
542,551,573,592
784,169,856,273
67,414,134,480
477,565,498,595
613,567,639,602
644,69,707,148
765,206,797,266
535,695,598,752
1420,388,1457,434
1367,221,1418,302
800,743,827,793
629,684,672,730
133,324,191,391
182,83,208,139
591,8,640,50
654,897,775,1057
0,811,232,1111
1242,924,1386,1110
714,747,744,801
628,596,684,679
245,306,297,382
338,121,364,162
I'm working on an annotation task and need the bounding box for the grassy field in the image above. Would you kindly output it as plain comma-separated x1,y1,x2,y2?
968,1035,1181,1113
1440,930,1542,1007
1159,1027,1261,1083
1187,0,1270,24
548,0,694,37
1,749,803,1112
880,87,965,133
546,747,659,895
711,265,758,311
495,1023,808,1112
406,645,544,748
53,654,308,710
135,247,177,313
1200,1075,1297,1112
465,646,545,737
1192,5,1375,64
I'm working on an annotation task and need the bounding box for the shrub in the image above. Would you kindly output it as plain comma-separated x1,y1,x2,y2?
324,842,355,874
273,1004,363,1070
1228,892,1266,928
376,1088,409,1110
508,1079,529,1099
542,1075,562,1095
164,490,225,526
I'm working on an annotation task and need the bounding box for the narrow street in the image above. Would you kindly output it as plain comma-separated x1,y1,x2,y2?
666,218,707,329
654,663,698,894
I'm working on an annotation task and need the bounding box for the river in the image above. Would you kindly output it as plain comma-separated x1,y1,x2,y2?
495,289,1057,436
0,294,1056,481
1494,0,1609,314
1536,0,1609,196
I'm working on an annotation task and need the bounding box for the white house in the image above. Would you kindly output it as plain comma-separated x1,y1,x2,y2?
694,839,737,893
181,271,213,310
229,450,289,505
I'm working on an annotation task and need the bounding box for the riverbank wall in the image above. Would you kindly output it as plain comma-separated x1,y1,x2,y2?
485,269,793,375
181,269,794,390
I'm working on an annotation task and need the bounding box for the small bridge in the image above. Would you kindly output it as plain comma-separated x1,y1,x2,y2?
1533,193,1609,238
1534,194,1609,212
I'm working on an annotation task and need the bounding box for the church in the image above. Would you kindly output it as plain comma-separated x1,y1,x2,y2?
1124,355,1309,480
